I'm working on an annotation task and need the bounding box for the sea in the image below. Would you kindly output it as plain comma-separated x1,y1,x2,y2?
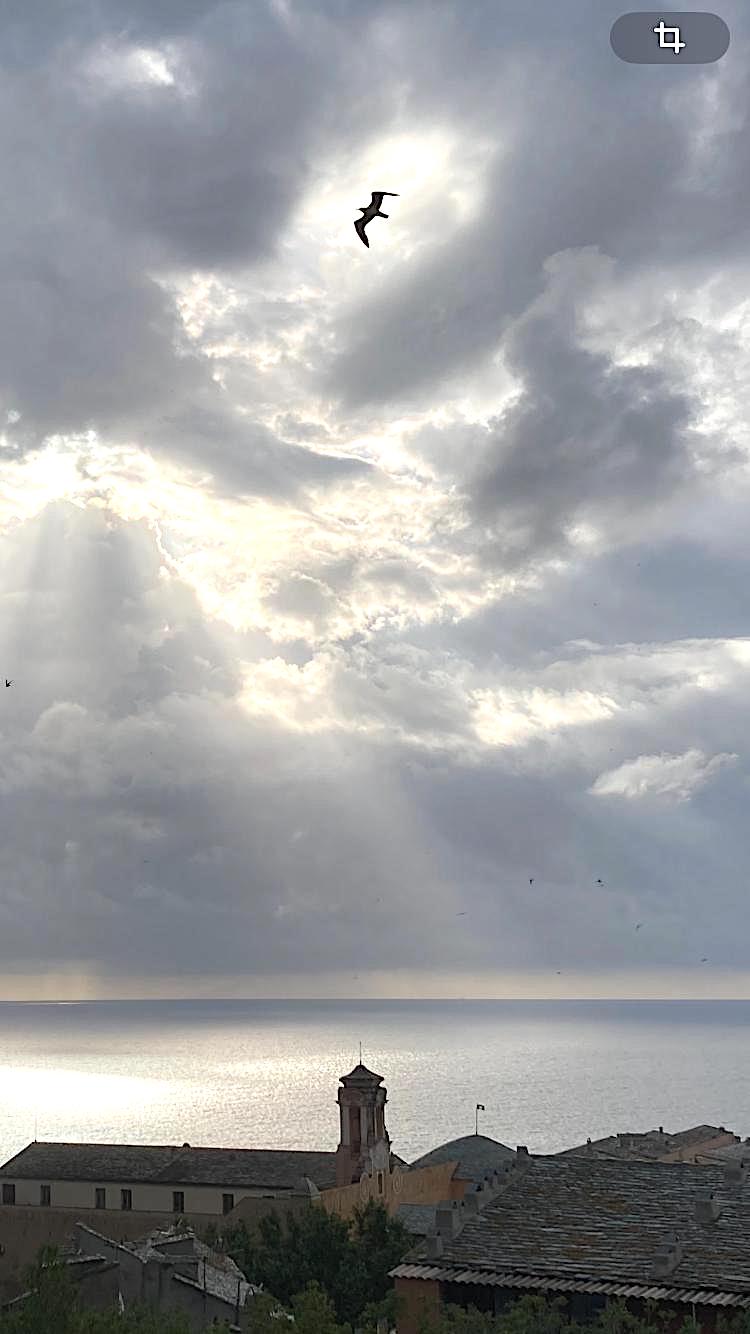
0,999,748,1169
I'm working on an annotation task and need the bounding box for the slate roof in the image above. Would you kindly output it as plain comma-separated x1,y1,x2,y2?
409,1134,516,1182
0,1141,337,1190
393,1155,750,1300
559,1126,740,1163
396,1204,438,1236
693,1140,750,1166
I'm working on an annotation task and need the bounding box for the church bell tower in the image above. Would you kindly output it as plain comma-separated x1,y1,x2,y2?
335,1062,391,1187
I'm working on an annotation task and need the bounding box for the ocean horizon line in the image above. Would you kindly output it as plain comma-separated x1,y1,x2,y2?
1,996,749,1005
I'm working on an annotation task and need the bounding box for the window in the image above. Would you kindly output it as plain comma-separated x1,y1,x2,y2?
40,1184,51,1206
1,1184,15,1205
222,1193,234,1215
377,1171,384,1194
173,1191,185,1213
120,1188,132,1211
95,1188,106,1209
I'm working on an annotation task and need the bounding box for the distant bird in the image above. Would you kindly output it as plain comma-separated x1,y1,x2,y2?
635,923,643,930
701,957,708,963
596,878,604,885
556,970,562,975
354,191,399,248
4,679,11,688
529,878,534,885
456,911,467,916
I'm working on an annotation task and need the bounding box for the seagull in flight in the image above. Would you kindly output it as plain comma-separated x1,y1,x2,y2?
596,878,604,885
4,679,12,688
354,191,399,248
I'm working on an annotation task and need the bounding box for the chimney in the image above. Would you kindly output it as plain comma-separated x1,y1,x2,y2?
650,1232,683,1279
724,1160,747,1188
424,1232,443,1259
435,1201,462,1241
516,1145,529,1156
695,1189,722,1224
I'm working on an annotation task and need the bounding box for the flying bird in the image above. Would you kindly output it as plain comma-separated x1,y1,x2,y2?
529,878,534,885
5,679,12,688
596,878,604,885
701,957,708,963
635,923,643,930
354,192,399,248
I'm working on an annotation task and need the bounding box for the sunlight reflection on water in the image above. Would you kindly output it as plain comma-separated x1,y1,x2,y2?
1,1000,748,1164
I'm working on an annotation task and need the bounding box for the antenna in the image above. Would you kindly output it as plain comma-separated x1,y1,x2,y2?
359,1041,362,1064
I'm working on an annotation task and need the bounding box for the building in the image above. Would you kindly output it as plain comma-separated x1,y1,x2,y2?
0,1140,335,1217
558,1125,743,1164
394,1135,518,1239
390,1152,750,1334
0,1061,406,1295
408,1134,517,1197
335,1063,404,1187
0,1061,405,1220
73,1221,258,1331
693,1138,750,1167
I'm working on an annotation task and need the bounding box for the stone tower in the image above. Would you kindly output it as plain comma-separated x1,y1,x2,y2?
335,1062,391,1187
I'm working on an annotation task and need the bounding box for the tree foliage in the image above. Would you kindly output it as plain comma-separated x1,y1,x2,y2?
223,1200,412,1327
413,1296,750,1334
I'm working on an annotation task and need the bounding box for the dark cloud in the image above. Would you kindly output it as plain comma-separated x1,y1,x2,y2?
0,0,748,994
467,254,699,563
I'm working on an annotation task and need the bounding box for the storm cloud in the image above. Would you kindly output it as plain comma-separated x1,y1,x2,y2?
0,0,748,997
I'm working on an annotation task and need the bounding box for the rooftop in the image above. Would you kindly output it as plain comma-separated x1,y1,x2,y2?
392,1155,750,1303
558,1126,740,1163
0,1141,338,1190
75,1223,257,1311
409,1134,516,1182
396,1204,439,1236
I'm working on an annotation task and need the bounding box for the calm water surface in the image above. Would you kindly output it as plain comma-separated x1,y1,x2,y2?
1,999,748,1167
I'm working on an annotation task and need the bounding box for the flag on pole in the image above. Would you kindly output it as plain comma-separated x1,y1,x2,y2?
476,1104,485,1111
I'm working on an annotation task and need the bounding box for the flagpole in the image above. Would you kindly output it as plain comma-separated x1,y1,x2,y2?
475,1105,479,1135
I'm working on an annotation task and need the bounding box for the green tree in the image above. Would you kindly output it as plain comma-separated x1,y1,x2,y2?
291,1281,352,1334
223,1201,412,1328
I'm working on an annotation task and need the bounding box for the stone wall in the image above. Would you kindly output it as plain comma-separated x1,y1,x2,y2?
320,1160,459,1222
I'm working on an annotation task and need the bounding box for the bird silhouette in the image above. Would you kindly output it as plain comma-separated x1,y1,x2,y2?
635,922,643,930
456,911,467,916
354,192,399,248
529,878,534,885
5,679,12,688
701,957,708,963
596,878,604,885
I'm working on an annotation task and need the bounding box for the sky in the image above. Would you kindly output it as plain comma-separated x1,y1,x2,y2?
0,0,748,1000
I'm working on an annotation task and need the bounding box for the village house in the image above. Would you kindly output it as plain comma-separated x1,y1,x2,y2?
558,1125,745,1164
390,1152,750,1334
71,1221,257,1331
0,1222,257,1332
